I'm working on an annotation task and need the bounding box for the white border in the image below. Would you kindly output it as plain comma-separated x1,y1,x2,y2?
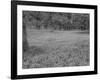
17,5,94,75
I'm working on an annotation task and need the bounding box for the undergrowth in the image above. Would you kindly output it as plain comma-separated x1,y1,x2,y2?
23,40,89,69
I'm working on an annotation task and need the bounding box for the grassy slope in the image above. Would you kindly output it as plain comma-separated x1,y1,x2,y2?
23,29,89,69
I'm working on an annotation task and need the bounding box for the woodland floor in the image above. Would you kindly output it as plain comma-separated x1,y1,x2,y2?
23,29,90,69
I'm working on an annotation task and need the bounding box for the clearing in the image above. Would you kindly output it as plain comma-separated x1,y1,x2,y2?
23,29,89,68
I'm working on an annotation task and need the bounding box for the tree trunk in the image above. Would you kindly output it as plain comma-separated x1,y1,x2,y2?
23,24,29,52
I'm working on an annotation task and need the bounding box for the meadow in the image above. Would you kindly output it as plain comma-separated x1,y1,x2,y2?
23,29,89,69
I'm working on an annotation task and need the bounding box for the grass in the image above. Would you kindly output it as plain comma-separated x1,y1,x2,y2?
23,29,89,69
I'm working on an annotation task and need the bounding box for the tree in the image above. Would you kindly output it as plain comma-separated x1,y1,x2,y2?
23,11,29,52
22,11,89,32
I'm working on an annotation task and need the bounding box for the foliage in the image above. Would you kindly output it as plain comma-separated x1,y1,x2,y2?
23,40,89,68
23,11,89,31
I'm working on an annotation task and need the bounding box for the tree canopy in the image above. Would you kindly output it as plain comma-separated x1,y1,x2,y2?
23,11,89,31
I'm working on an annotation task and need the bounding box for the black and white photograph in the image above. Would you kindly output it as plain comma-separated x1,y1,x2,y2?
22,11,90,69
11,1,97,79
